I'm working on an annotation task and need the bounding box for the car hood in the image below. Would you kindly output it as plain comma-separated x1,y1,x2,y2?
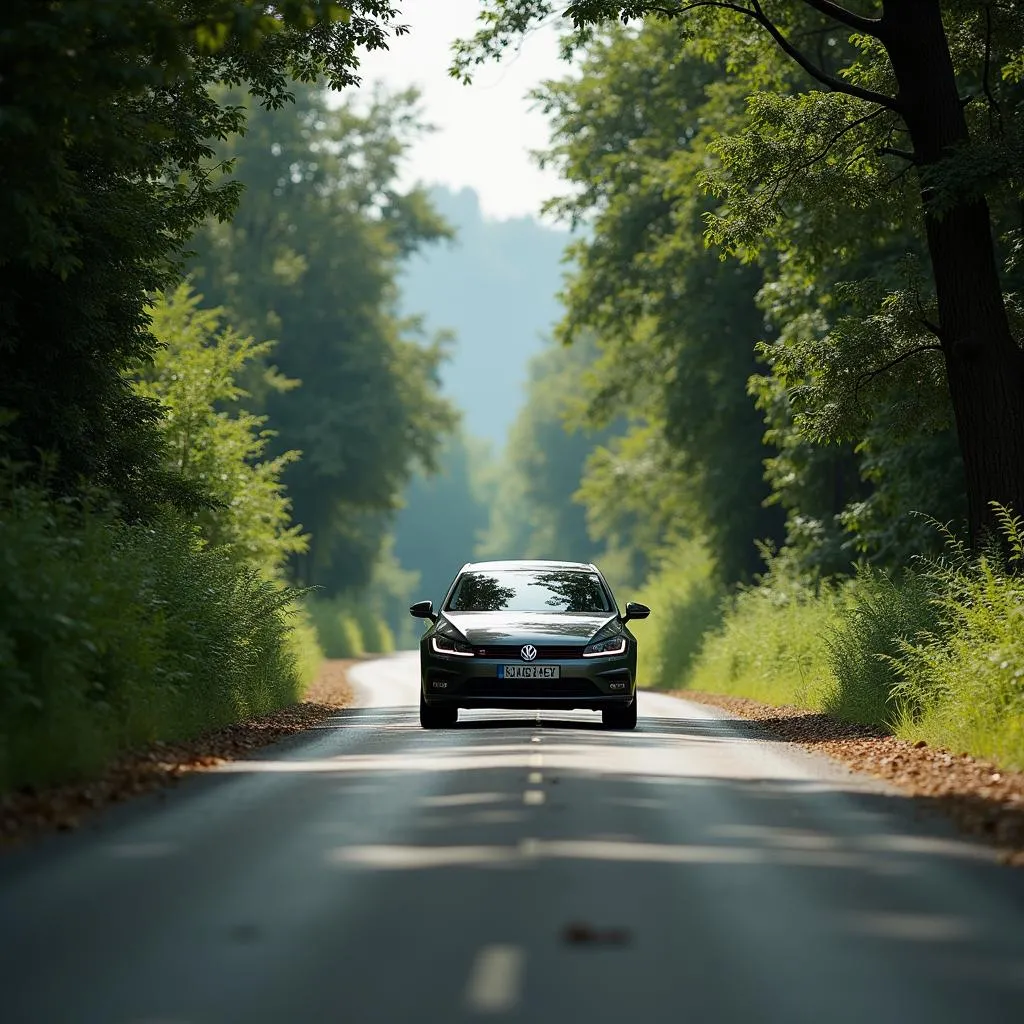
442,611,618,646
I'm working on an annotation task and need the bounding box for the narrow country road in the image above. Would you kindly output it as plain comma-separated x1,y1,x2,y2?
3,652,1024,1023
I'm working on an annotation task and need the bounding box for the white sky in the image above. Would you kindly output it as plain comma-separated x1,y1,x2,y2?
355,0,569,221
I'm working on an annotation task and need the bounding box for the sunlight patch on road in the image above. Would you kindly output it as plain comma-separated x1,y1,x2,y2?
328,845,511,869
421,792,510,808
324,835,948,871
325,839,767,869
464,945,524,1014
104,842,177,859
847,912,977,942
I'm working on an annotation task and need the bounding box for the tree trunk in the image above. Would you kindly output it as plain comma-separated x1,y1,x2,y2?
881,0,1024,551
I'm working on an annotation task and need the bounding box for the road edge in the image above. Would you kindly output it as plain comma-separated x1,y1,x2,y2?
0,657,357,848
674,688,1024,866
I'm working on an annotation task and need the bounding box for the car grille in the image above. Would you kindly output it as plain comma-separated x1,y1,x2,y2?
472,645,587,660
462,678,599,699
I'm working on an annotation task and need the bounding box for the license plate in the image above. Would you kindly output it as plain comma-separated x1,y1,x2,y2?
498,665,560,679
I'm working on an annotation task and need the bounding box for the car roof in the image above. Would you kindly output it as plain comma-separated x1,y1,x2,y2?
460,559,598,573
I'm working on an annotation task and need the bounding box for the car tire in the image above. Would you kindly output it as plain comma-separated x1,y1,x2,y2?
603,697,637,731
420,692,458,729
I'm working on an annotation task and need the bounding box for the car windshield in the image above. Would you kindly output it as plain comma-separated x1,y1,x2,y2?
445,569,612,613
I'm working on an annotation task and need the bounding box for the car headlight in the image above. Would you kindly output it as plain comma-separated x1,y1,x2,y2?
431,635,475,657
583,636,627,658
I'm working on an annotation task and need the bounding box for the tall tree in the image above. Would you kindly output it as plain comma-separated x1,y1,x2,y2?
189,85,457,590
0,1,400,509
392,433,494,607
456,1,1024,551
478,335,615,567
532,24,784,581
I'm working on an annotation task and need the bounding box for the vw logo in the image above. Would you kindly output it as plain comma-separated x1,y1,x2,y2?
520,644,538,662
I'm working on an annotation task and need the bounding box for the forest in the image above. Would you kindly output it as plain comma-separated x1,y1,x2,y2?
453,0,1024,769
2,1,1024,793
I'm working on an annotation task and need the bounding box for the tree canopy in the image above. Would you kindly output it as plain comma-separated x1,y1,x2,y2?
0,1,403,509
455,1,1024,558
188,83,457,591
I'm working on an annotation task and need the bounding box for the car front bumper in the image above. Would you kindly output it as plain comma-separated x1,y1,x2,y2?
420,649,636,711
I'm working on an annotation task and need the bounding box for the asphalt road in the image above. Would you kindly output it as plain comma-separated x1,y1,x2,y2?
3,652,1024,1023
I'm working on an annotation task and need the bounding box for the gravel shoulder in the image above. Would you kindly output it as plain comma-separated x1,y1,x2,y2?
0,658,356,846
677,689,1024,865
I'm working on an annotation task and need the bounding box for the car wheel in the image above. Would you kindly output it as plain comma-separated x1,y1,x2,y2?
420,692,458,729
603,697,637,731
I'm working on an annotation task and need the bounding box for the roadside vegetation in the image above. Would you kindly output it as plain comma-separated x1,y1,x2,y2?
678,511,1024,769
0,285,320,790
0,3,452,792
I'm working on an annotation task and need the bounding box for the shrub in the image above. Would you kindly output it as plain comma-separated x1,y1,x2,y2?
0,482,307,791
675,508,1024,769
305,597,366,658
140,285,307,577
354,610,395,658
305,593,398,658
685,555,840,707
887,509,1024,768
824,567,941,727
289,605,325,695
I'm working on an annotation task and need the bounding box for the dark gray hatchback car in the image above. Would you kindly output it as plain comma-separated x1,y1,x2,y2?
410,559,650,730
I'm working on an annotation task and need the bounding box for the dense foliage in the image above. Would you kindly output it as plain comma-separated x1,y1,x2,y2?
1,0,402,510
0,286,319,790
458,0,1024,560
140,285,307,576
533,27,784,583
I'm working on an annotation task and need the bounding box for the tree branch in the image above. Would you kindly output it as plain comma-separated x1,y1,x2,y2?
855,343,943,391
878,145,918,163
800,0,883,37
982,3,1003,132
672,1,901,112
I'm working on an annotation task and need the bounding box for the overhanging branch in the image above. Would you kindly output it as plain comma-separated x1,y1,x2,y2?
800,0,882,37
671,1,902,113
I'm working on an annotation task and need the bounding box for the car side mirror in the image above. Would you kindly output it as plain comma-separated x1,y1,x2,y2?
409,599,437,622
623,601,650,623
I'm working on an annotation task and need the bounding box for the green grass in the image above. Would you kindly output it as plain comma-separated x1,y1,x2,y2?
884,526,1024,769
629,538,725,691
685,568,839,708
0,483,315,792
662,510,1024,771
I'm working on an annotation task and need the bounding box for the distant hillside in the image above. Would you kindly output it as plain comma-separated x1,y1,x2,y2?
398,186,569,446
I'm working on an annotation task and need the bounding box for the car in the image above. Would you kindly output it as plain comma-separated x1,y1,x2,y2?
410,559,650,730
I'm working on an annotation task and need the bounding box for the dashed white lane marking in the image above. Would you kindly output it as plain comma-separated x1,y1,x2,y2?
523,790,545,806
527,772,543,784
464,945,524,1014
528,753,543,768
